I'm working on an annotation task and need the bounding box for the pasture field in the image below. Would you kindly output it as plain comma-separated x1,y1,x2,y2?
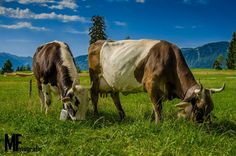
0,70,235,155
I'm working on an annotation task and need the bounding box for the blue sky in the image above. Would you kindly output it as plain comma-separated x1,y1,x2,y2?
0,0,235,57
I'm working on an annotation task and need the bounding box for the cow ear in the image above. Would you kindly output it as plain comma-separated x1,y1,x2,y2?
175,101,191,110
194,83,203,94
72,79,78,91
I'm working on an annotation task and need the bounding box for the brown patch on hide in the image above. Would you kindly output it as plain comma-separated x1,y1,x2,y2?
88,40,105,71
88,40,106,116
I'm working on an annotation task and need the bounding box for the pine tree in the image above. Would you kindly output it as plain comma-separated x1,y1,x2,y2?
89,15,107,45
213,54,224,70
226,32,236,69
26,64,31,71
20,65,24,71
76,66,81,73
16,66,20,71
1,59,13,74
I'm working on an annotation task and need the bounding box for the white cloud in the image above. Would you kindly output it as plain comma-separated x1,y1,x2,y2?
107,0,145,3
174,25,202,29
191,25,202,29
49,0,78,11
182,0,209,5
106,0,128,2
136,0,145,3
174,25,185,29
65,28,88,34
0,6,88,22
0,22,48,31
114,21,127,26
5,0,55,4
5,39,34,43
4,0,78,11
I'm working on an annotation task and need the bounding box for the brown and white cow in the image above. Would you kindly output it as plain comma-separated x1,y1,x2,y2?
33,41,89,120
88,39,225,124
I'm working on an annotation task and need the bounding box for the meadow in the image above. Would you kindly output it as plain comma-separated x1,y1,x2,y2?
0,70,235,155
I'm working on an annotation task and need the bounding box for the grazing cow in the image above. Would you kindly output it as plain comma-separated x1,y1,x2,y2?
33,41,89,120
88,39,225,123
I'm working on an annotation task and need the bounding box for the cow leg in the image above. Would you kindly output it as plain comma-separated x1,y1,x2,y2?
151,110,155,121
42,84,51,115
111,92,125,120
39,89,45,112
91,88,99,116
36,81,45,112
150,96,163,124
145,80,163,124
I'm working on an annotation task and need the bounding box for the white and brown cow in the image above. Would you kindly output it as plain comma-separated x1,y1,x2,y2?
33,41,89,120
88,39,225,124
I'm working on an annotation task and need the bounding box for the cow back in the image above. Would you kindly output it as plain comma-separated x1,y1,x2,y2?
100,40,160,92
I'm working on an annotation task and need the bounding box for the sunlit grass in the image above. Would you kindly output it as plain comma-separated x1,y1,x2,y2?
0,70,235,155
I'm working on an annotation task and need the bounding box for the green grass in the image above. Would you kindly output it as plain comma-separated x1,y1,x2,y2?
0,70,235,155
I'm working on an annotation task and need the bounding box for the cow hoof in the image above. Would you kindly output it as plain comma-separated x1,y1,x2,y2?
93,112,99,117
119,113,126,121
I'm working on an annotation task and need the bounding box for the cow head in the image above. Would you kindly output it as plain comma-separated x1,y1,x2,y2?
62,80,91,120
176,83,225,123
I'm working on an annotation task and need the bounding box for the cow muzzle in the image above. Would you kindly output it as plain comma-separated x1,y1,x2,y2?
61,97,77,121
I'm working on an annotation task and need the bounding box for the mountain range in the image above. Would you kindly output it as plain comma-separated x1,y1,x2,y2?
0,41,230,70
181,41,229,68
0,52,32,70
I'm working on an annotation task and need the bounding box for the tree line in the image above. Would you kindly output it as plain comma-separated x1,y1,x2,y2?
0,60,32,74
213,32,236,70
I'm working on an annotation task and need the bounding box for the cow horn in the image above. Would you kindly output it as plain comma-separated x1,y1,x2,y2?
175,101,191,110
209,83,225,93
194,83,203,94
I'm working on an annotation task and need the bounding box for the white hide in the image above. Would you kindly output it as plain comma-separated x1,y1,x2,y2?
100,40,160,92
56,41,79,82
42,84,51,100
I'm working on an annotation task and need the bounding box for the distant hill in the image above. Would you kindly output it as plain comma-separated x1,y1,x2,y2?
181,41,229,68
74,55,88,71
0,52,32,70
0,41,230,71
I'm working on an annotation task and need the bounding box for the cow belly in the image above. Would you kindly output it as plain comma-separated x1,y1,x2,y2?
98,75,143,93
100,40,160,92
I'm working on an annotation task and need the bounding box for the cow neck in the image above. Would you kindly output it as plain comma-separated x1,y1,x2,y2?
176,71,198,100
57,65,73,98
175,50,198,101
